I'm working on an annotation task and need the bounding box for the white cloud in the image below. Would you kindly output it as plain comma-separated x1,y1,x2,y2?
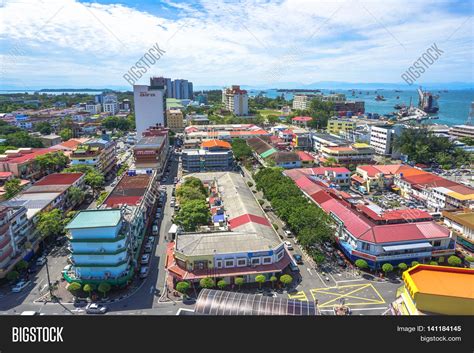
0,0,472,88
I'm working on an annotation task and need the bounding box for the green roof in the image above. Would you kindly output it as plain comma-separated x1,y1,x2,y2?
260,148,277,159
66,209,122,230
166,98,184,108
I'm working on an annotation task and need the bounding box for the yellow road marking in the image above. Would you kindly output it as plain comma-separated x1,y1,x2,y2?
310,283,386,307
287,291,308,301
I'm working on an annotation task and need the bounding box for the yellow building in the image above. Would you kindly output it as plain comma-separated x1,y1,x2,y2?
327,119,356,134
166,108,184,130
393,264,474,315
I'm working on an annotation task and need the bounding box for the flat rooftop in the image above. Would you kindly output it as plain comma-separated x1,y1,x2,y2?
66,209,122,229
405,265,474,300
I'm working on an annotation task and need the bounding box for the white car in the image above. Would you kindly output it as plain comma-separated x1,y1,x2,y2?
141,254,150,264
284,241,293,250
36,257,47,266
12,281,31,293
285,230,294,238
21,311,44,316
139,266,149,278
86,303,108,314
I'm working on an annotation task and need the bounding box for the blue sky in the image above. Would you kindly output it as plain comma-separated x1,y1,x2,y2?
0,0,473,90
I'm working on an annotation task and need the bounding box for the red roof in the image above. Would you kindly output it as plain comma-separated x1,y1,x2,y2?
228,214,271,229
201,139,231,150
296,151,314,162
292,116,313,122
0,172,13,178
166,242,292,280
34,173,84,186
4,148,56,164
104,196,142,207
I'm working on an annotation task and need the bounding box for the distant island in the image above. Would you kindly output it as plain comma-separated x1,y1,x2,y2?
36,88,114,92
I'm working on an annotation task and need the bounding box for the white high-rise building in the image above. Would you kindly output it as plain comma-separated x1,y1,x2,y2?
133,85,165,137
222,85,248,116
102,94,119,115
370,124,404,158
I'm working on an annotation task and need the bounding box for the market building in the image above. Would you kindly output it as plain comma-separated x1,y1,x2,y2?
166,172,291,285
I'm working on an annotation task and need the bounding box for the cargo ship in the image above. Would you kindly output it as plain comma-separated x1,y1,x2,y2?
418,87,439,113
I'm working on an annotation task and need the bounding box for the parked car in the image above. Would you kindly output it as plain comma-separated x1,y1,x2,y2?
20,311,44,316
85,303,108,314
289,262,299,272
285,230,294,238
11,281,31,293
141,254,150,264
293,254,303,264
284,241,293,250
170,201,175,208
336,257,346,267
323,242,334,252
144,244,153,253
152,225,159,235
139,266,149,278
36,256,47,266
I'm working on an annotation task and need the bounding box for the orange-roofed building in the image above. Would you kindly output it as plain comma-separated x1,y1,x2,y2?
201,139,231,151
392,265,474,315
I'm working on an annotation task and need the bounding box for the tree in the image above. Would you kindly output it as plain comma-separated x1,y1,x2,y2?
231,138,253,161
279,274,293,288
199,277,215,289
6,270,19,282
3,131,43,148
67,282,82,297
98,282,111,298
175,281,190,296
429,261,438,266
272,223,279,231
411,261,419,267
466,256,474,262
4,178,23,199
234,277,244,290
37,209,66,240
34,121,52,135
447,255,462,267
84,169,105,196
382,263,393,275
355,259,368,270
247,181,253,187
67,186,85,207
255,275,266,289
83,284,95,298
398,263,408,272
59,128,73,141
175,199,210,231
35,152,69,173
322,157,338,167
15,260,28,271
270,275,277,288
217,279,227,290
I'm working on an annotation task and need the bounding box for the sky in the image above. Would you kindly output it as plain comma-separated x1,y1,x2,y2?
0,0,473,90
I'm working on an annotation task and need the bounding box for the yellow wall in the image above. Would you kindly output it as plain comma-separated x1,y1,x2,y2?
174,252,214,271
327,120,356,134
414,292,474,315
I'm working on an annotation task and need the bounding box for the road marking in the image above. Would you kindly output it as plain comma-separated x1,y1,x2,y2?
149,286,155,294
310,284,386,308
314,271,328,287
287,291,308,301
306,268,313,276
335,279,366,284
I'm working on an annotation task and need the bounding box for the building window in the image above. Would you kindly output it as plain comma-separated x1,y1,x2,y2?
361,242,370,251
433,240,441,247
262,257,272,264
276,250,284,260
237,258,247,267
216,260,223,268
224,259,234,268
251,257,261,266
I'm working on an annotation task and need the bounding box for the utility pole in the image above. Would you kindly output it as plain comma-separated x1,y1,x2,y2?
45,257,54,300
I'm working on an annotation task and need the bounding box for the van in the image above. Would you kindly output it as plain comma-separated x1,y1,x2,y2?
152,225,159,235
144,244,153,253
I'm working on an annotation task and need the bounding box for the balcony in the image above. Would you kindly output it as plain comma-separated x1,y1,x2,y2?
67,233,127,243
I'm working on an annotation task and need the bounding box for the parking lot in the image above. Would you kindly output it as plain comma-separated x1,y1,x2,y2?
369,191,426,210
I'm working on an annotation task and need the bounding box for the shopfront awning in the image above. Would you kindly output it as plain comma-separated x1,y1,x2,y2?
382,242,432,252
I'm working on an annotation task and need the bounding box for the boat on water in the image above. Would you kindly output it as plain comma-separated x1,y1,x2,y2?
394,103,404,110
418,86,439,113
375,95,386,101
394,89,402,92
